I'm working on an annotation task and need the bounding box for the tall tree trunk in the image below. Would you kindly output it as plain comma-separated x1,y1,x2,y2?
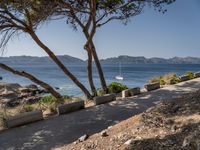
0,63,63,102
86,47,97,97
83,30,108,94
90,41,108,94
28,31,93,100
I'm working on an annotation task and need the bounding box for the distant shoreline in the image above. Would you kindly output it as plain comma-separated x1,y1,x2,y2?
1,55,200,65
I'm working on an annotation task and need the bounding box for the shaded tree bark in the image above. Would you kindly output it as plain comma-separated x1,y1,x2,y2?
90,41,108,94
83,31,108,94
82,0,108,94
86,46,97,97
0,63,63,102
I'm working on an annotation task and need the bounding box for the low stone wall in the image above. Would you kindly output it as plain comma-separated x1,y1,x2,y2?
179,75,190,82
94,94,116,105
5,110,43,128
144,82,160,91
194,72,200,78
57,101,85,115
122,87,140,98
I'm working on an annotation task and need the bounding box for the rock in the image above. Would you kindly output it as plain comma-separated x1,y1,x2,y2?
0,98,19,107
170,105,181,114
107,126,113,129
100,130,108,137
19,93,34,99
79,134,88,142
0,91,19,99
124,139,134,145
0,83,21,91
182,136,191,147
25,84,38,90
37,88,49,94
55,87,60,90
73,141,78,144
22,96,41,104
19,87,33,93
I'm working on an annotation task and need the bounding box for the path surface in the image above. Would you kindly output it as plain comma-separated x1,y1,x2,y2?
1,78,200,150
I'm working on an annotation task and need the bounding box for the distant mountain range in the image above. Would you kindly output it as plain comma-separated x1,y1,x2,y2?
0,55,84,65
1,55,200,65
100,55,200,64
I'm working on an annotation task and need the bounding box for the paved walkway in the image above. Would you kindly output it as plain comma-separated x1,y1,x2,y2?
1,78,200,150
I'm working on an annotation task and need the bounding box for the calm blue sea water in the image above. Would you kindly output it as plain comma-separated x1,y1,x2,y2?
0,64,200,96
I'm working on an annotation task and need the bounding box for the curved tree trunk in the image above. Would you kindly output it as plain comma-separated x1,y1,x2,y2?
0,63,63,102
83,30,108,94
28,31,93,100
86,47,97,97
90,41,108,94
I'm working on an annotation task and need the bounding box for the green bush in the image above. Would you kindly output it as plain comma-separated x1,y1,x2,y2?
40,95,57,104
0,113,6,128
186,71,195,79
19,105,35,113
97,88,104,96
160,79,166,85
108,82,128,93
97,82,128,96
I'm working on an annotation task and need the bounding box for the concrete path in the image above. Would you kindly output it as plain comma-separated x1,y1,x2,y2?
1,78,200,150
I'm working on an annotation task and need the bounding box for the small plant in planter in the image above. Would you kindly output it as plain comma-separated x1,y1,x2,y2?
18,105,35,113
39,95,75,116
98,82,128,96
149,73,180,85
0,112,6,129
108,82,128,93
39,95,61,115
186,71,195,79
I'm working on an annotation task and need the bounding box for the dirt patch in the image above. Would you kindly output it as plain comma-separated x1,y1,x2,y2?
55,91,200,150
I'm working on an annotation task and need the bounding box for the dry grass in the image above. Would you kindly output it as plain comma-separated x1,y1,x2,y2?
149,72,180,85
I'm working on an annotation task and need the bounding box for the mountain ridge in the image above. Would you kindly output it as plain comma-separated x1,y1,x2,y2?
1,55,200,65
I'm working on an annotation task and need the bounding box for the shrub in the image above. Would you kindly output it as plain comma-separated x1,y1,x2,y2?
19,105,35,113
0,113,6,128
97,82,128,96
97,88,104,96
40,95,71,104
40,95,57,104
108,82,128,93
149,72,180,85
160,79,166,85
148,76,161,84
186,71,195,79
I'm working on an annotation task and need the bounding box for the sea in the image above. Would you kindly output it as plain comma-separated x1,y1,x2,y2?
0,64,200,96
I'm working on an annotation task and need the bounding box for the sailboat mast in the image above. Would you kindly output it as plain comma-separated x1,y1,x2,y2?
119,62,121,76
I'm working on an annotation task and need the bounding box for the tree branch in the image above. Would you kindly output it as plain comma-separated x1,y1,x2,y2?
0,63,63,101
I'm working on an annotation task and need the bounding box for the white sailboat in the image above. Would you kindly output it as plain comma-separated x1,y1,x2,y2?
115,62,124,80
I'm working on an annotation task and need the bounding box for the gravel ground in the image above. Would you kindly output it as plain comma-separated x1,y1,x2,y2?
57,91,200,150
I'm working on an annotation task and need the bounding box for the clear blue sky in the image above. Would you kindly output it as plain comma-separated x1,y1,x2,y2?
2,0,200,60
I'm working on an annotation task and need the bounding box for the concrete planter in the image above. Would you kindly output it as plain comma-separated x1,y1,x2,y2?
166,79,176,85
145,82,160,91
122,87,140,98
194,72,200,78
5,110,43,128
179,75,190,82
57,101,85,115
94,94,116,105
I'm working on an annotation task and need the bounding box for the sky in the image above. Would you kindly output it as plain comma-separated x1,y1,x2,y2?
2,0,200,60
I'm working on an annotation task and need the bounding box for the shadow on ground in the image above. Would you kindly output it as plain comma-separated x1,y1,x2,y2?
0,79,200,150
